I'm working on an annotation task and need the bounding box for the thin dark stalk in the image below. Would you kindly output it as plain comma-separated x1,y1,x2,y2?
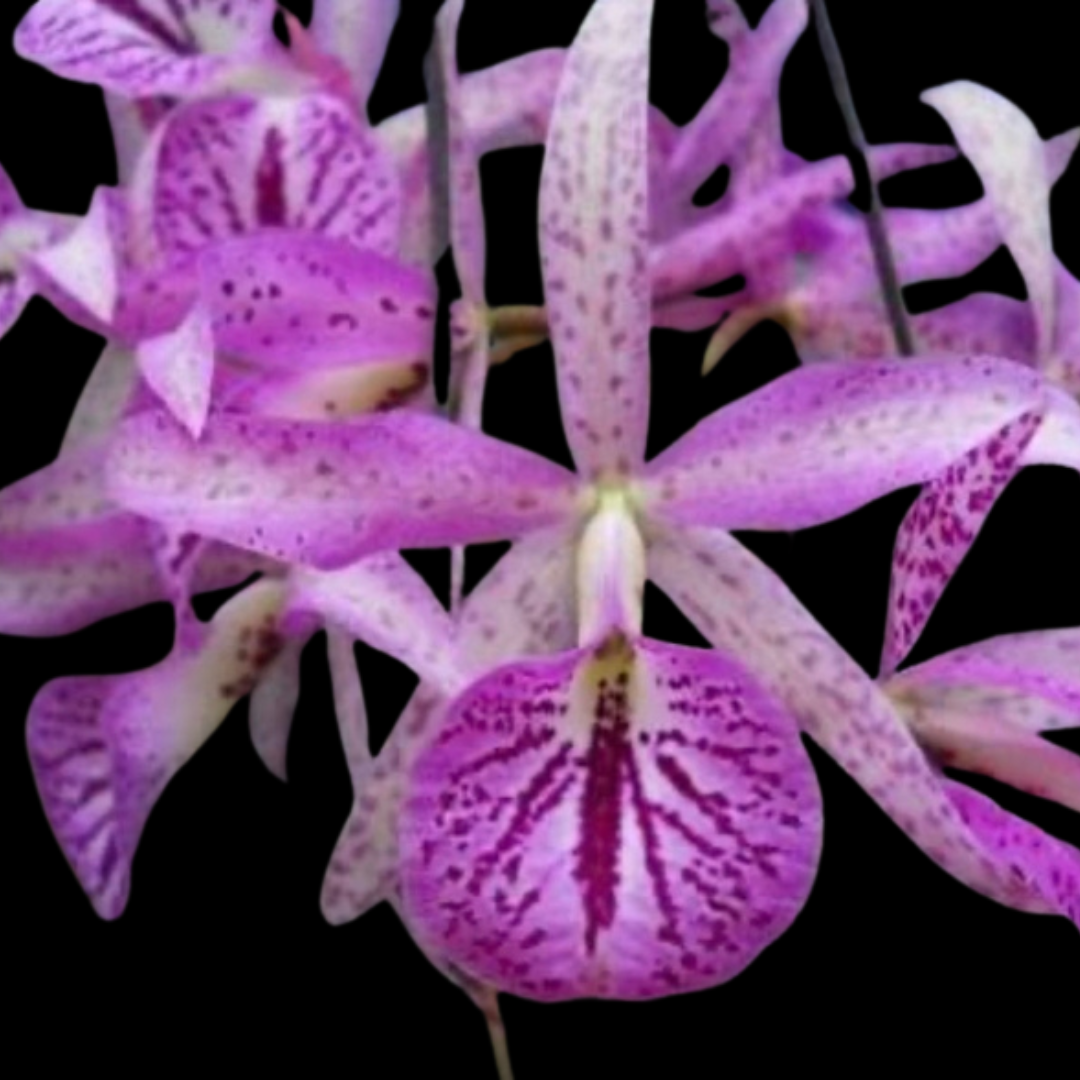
811,0,915,356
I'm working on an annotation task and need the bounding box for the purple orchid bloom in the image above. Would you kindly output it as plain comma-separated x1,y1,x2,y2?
4,2,1078,1077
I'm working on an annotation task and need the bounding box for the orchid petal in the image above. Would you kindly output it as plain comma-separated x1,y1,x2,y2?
61,343,139,453
137,302,216,438
922,82,1055,361
107,408,580,569
888,629,1080,733
26,578,286,919
311,0,399,110
667,0,808,210
31,187,118,325
643,356,1043,532
248,633,306,782
149,93,400,258
400,634,822,1001
14,0,278,99
287,552,466,697
198,230,436,370
881,408,1045,675
645,525,1066,915
538,0,653,478
943,781,1080,926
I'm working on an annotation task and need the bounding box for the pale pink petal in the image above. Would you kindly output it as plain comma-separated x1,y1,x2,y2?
136,302,216,438
14,0,279,99
249,633,306,782
1047,127,1080,183
888,628,1080,732
198,230,436,370
30,186,118,325
106,408,580,568
287,552,466,696
400,634,822,1001
150,92,400,258
645,525,1062,915
944,781,1080,926
922,82,1055,361
61,344,140,453
642,356,1043,532
538,0,653,478
310,0,398,109
881,408,1045,675
911,294,1036,363
27,578,287,919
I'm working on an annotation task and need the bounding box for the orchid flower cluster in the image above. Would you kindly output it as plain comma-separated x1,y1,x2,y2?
3,0,1078,1075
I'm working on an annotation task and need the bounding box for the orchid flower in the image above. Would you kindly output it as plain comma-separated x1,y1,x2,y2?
96,0,1073,1011
5,2,1078,1076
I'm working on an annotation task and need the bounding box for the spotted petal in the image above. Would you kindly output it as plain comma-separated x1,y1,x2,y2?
27,578,286,919
642,356,1043,532
107,408,580,568
14,0,280,99
881,408,1045,675
400,634,822,1001
146,93,400,259
645,525,1068,917
538,0,653,478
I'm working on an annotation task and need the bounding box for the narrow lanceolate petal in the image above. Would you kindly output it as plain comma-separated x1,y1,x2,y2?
27,579,287,919
14,0,279,99
943,782,1080,926
642,356,1044,532
107,408,581,568
0,443,269,636
146,93,401,259
922,82,1055,362
645,526,1069,917
198,231,436,370
287,553,466,696
249,633,306,782
538,0,653,478
400,635,822,1001
888,629,1080,732
880,409,1045,675
311,0,398,111
61,344,139,453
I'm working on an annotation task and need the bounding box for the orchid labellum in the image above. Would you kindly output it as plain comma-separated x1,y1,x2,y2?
3,1,1077,1077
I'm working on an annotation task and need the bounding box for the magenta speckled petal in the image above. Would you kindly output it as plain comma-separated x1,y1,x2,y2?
288,552,466,696
136,302,216,438
944,781,1080,926
107,407,580,568
643,356,1043,532
645,525,1070,912
14,0,278,99
27,579,286,918
889,629,1080,733
150,92,400,258
912,294,1036,362
881,409,1044,675
922,82,1055,361
538,0,653,478
199,230,436,370
400,635,821,1002
310,0,398,108
249,633,306,781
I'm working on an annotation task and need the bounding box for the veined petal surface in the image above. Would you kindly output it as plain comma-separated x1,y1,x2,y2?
27,578,286,918
149,93,400,258
107,408,580,568
15,0,279,99
401,635,821,1001
538,0,653,478
643,356,1044,532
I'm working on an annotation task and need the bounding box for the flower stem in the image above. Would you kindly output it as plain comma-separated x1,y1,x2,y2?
474,986,516,1080
811,0,915,356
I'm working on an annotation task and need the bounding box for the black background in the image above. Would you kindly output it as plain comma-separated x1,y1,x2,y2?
2,1,1078,1076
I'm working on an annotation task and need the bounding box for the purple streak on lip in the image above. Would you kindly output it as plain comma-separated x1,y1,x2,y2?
98,0,197,55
